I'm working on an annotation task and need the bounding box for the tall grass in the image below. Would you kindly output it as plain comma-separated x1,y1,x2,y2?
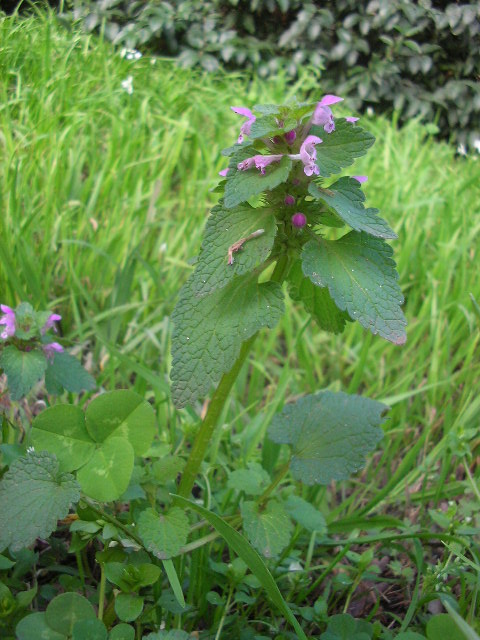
1,10,480,629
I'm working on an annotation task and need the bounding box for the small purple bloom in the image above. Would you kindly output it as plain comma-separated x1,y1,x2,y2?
312,95,343,133
231,106,256,143
237,154,283,175
43,342,64,362
219,168,229,177
346,117,359,123
272,135,283,144
284,194,295,206
353,175,368,183
42,313,62,334
292,213,307,228
0,305,16,340
284,130,296,144
299,135,322,176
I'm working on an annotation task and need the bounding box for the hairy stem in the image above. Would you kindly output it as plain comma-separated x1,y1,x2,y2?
177,254,291,498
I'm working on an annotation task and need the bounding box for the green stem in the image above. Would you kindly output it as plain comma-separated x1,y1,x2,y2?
257,459,291,505
84,499,144,547
98,563,106,621
177,254,291,499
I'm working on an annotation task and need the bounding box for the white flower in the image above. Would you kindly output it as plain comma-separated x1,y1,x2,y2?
457,143,467,156
366,106,374,116
288,561,303,572
120,48,142,61
27,446,35,453
121,76,133,95
473,139,480,154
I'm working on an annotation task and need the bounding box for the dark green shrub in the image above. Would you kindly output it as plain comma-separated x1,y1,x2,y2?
55,1,480,145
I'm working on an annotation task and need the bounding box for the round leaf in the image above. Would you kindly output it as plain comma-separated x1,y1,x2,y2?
108,624,135,640
85,390,156,455
31,405,95,472
114,593,144,622
16,612,67,640
426,615,465,640
77,437,134,501
45,593,96,636
241,500,293,558
72,618,108,640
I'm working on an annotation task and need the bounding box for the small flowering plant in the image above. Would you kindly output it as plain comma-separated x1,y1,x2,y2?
0,302,95,400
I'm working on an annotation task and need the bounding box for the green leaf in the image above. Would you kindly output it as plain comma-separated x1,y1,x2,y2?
173,495,308,640
45,593,96,636
86,390,156,455
0,554,15,569
153,456,185,484
31,405,95,473
288,260,349,334
189,203,276,297
302,232,407,344
309,178,396,239
241,500,293,558
285,495,327,533
16,612,67,640
426,614,466,640
77,437,134,501
443,600,480,640
0,451,80,552
0,345,47,400
13,302,37,340
171,274,284,408
320,613,371,640
249,114,284,139
137,507,189,559
228,462,271,496
108,624,135,640
224,156,292,209
311,119,375,177
114,594,144,622
143,632,191,640
72,618,108,640
268,391,387,485
162,558,185,609
45,351,96,394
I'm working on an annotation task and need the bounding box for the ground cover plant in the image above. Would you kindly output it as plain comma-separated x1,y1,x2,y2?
1,10,480,640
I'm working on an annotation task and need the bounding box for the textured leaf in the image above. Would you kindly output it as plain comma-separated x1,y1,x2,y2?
77,437,134,501
152,455,185,484
45,351,95,394
224,156,292,209
174,495,308,640
72,618,108,640
241,500,293,558
302,232,407,344
311,119,375,177
190,202,277,297
0,451,80,551
285,495,327,533
137,507,189,559
0,345,47,400
309,178,396,239
288,260,349,334
86,390,156,455
268,391,387,485
31,405,95,473
228,462,271,496
171,274,284,408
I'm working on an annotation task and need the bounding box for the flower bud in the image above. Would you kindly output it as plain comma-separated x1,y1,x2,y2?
272,135,282,144
284,194,295,206
291,213,307,228
284,130,296,144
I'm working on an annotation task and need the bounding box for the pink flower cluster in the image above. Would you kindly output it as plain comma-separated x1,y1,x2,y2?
0,305,64,361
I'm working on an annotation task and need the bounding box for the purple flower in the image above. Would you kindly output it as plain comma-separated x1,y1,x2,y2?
312,95,343,133
292,213,307,228
346,117,359,123
231,106,256,143
284,130,296,144
237,154,283,175
353,175,368,183
284,194,295,206
42,313,61,335
299,135,322,176
43,342,64,362
219,168,229,177
0,305,16,340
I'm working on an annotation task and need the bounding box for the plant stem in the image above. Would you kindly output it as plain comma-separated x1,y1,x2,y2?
177,254,291,499
257,459,291,505
84,499,144,547
98,562,106,621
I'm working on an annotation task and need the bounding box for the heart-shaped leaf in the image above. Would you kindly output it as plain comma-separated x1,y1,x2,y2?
77,437,134,501
0,345,47,400
241,500,293,558
137,507,189,559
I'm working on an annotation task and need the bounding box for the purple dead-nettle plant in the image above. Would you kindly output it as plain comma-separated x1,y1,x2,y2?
171,92,407,526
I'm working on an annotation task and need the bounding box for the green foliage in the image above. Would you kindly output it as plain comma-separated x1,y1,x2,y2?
16,612,67,640
171,275,284,408
268,391,386,485
45,351,95,395
114,593,144,622
224,156,292,209
0,345,47,400
66,0,480,145
285,495,327,533
0,451,80,552
137,507,189,559
228,462,271,496
302,233,407,344
311,120,375,178
241,499,293,558
46,593,96,636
